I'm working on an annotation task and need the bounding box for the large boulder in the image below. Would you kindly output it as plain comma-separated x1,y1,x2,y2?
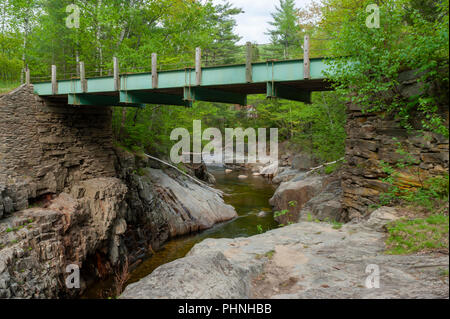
120,219,449,299
143,168,236,232
269,176,324,224
121,251,249,299
124,168,237,249
259,161,279,177
272,168,302,184
363,206,400,232
298,179,343,222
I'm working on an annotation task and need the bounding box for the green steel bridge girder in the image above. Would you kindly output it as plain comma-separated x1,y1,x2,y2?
266,82,312,104
120,91,192,107
68,93,144,107
69,82,311,107
183,87,247,105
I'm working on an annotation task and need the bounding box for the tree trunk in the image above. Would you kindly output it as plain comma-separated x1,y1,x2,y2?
120,107,127,139
96,0,103,76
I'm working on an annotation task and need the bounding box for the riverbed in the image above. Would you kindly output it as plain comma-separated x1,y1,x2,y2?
83,168,277,298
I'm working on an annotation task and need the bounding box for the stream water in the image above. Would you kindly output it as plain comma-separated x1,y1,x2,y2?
83,168,277,298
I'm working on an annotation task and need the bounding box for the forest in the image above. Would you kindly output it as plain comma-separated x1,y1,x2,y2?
0,0,448,163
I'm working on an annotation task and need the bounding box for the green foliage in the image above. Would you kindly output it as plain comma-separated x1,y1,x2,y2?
4,219,35,234
246,92,346,163
385,214,449,254
203,2,243,65
0,80,20,94
273,209,289,218
0,54,22,82
324,162,341,174
322,0,449,137
256,224,264,234
266,0,303,59
113,90,346,164
132,168,146,177
439,268,449,277
265,250,275,259
2,0,245,80
331,220,343,229
380,165,449,209
378,141,449,210
255,250,275,259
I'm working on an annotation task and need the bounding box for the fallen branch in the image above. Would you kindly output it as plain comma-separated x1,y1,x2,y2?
304,157,345,176
143,153,220,194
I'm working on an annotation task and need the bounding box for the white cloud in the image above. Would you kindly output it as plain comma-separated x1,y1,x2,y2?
214,0,314,44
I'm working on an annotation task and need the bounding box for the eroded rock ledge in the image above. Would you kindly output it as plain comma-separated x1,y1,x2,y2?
120,207,449,299
0,178,127,298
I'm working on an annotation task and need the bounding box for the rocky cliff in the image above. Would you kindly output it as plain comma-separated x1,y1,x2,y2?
0,178,127,298
0,85,237,298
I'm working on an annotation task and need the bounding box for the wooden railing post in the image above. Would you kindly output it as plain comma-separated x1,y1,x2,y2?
25,68,30,85
113,57,120,90
303,34,310,80
246,42,253,83
152,53,158,89
195,47,202,86
80,61,87,92
51,65,57,95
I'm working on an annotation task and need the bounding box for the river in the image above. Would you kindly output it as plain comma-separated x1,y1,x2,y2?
82,168,277,298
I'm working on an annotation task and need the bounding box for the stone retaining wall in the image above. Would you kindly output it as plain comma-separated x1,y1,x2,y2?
342,71,449,220
0,85,116,217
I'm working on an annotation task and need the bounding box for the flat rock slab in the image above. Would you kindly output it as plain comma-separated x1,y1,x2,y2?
121,209,449,299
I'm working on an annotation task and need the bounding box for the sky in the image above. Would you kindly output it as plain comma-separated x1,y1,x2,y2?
213,0,314,45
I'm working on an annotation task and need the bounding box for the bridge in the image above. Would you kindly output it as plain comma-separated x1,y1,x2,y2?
32,40,332,108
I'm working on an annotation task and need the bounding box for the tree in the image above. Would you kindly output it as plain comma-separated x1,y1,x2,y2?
7,0,41,79
266,0,302,59
203,1,242,65
321,0,449,137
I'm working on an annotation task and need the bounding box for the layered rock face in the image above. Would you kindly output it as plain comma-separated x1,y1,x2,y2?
342,71,449,220
0,85,116,215
121,207,449,299
0,85,127,298
0,178,128,298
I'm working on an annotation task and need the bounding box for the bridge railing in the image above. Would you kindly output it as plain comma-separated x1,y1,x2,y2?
29,35,332,86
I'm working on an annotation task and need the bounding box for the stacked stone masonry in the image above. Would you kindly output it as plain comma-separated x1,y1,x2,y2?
1,85,116,217
342,70,449,220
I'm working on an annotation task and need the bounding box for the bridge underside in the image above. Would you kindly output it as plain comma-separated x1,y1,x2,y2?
34,58,332,107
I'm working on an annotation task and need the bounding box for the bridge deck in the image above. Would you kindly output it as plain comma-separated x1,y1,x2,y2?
33,58,332,107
